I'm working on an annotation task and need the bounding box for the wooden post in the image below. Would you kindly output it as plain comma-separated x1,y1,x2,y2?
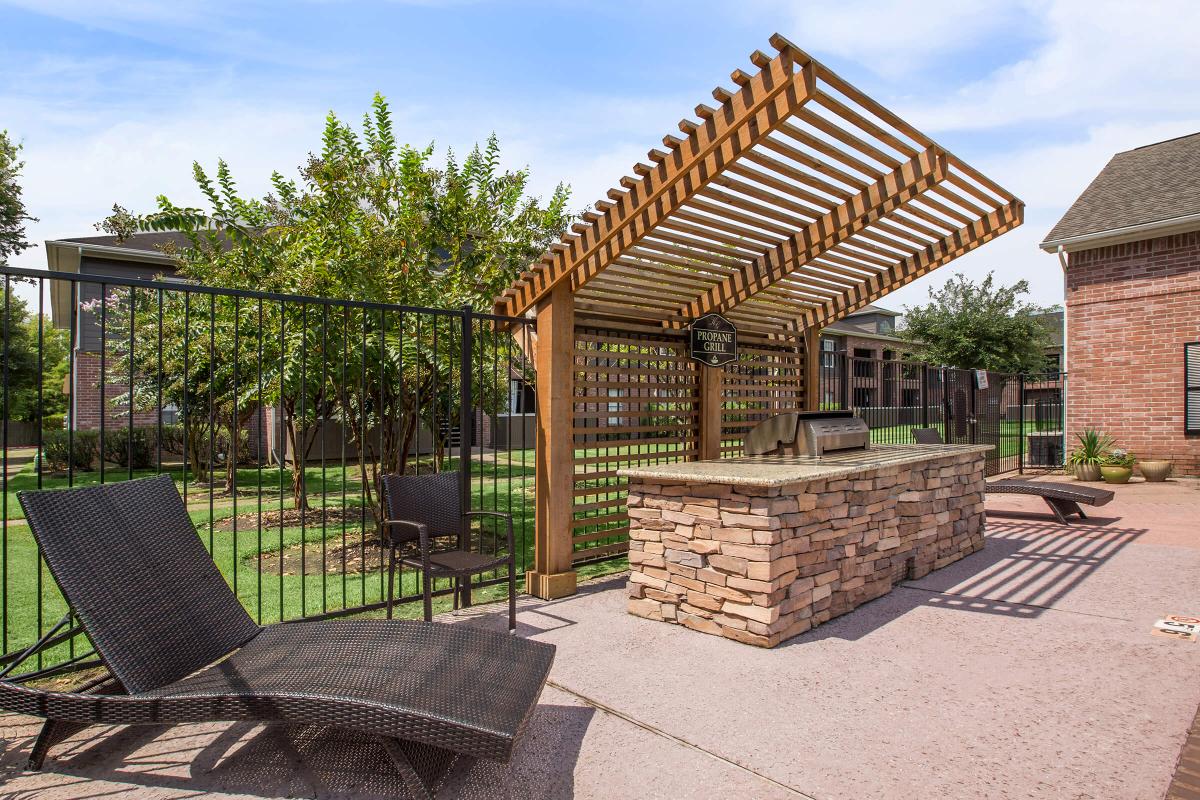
698,364,724,461
528,282,577,600
802,326,820,411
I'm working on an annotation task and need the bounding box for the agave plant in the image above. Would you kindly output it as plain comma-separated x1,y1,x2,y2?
1066,428,1114,467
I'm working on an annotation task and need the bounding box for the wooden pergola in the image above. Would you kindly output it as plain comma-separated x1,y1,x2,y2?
497,34,1024,600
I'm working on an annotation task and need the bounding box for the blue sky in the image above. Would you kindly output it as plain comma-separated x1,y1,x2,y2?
4,0,1199,310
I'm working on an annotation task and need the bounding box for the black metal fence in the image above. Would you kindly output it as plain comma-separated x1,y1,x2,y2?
1,266,537,670
817,350,1066,476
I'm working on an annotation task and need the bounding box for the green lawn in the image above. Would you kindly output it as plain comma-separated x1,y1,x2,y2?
1,422,1051,668
868,420,1060,460
0,451,624,669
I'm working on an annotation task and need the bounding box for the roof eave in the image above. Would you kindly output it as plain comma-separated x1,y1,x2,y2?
44,239,177,267
1039,210,1200,254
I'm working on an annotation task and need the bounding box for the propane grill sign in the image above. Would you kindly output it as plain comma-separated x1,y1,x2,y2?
689,314,738,367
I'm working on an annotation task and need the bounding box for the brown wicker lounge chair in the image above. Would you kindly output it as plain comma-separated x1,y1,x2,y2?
910,427,1115,524
2,475,554,798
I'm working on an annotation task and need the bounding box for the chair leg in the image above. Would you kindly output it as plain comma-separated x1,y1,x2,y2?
1044,497,1072,525
380,736,463,800
386,547,397,620
422,567,433,622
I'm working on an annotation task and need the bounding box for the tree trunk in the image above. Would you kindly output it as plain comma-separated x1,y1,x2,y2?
282,400,310,510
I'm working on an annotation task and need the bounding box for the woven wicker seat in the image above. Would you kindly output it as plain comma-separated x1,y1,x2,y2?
911,428,1115,525
986,479,1114,524
381,472,518,631
4,475,554,798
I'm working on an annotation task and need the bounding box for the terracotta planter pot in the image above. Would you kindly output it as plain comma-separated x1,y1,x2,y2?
1139,460,1173,482
1073,463,1102,481
1100,465,1132,484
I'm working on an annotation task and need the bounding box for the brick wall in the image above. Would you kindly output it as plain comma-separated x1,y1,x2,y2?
1066,231,1200,475
72,349,271,464
819,333,910,408
70,351,160,430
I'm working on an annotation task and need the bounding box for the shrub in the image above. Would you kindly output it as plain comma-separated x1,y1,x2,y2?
214,427,254,466
40,414,66,431
1104,448,1136,468
40,430,98,472
158,423,185,456
102,427,156,470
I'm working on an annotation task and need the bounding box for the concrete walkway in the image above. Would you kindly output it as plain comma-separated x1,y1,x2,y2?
1,476,1198,799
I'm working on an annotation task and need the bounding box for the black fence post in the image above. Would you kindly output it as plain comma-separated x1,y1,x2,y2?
920,364,929,429
841,352,850,410
1018,374,1026,475
458,305,473,518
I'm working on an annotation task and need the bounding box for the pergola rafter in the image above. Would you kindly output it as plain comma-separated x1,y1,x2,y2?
505,34,1023,601
675,147,947,321
495,48,818,318
495,36,1022,338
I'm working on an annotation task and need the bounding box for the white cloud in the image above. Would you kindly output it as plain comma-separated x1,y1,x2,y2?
8,0,1200,316
905,0,1200,130
749,0,1029,77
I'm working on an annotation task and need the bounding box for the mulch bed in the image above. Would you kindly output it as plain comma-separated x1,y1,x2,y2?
214,506,366,532
269,532,386,576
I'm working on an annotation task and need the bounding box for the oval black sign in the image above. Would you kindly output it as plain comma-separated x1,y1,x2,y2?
689,313,737,367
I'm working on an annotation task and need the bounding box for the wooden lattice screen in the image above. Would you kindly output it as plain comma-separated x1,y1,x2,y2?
571,322,699,563
570,322,806,563
720,334,805,457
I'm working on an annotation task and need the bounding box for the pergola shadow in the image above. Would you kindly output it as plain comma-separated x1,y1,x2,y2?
792,516,1146,644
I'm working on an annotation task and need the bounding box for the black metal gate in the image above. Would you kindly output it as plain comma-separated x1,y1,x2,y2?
819,351,1066,477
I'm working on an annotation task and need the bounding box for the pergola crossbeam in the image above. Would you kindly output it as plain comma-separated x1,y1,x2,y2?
674,147,948,321
801,200,1024,329
495,52,817,318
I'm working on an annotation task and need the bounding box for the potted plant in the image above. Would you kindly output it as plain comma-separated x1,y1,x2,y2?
1138,458,1173,482
1066,429,1113,481
1100,449,1136,484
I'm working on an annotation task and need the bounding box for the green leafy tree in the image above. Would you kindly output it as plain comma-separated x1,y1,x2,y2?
0,130,37,266
900,272,1057,374
91,287,276,492
2,291,69,423
100,94,570,517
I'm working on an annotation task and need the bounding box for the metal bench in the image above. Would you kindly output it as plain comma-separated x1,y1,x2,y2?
910,428,1115,525
985,479,1115,524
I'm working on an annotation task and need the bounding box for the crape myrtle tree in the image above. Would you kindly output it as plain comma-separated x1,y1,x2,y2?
101,94,570,521
0,130,37,267
899,272,1057,374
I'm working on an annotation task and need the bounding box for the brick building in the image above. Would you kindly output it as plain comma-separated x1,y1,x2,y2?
818,304,913,409
45,232,271,460
1041,132,1200,475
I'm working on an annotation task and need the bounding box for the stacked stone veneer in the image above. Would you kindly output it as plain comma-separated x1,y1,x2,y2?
626,451,986,647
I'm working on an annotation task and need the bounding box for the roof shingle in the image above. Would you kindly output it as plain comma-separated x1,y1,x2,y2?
1041,132,1200,247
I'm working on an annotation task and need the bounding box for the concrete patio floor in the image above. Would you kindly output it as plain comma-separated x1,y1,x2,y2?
2,475,1198,799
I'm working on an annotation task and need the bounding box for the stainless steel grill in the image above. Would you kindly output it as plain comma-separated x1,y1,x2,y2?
744,411,870,457
796,415,871,457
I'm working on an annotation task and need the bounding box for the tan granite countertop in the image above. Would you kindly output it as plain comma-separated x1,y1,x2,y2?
617,443,993,488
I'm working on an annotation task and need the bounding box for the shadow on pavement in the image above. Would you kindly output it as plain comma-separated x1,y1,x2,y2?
792,517,1146,644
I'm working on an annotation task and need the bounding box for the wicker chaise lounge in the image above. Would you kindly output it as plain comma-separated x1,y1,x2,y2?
1,475,555,799
911,428,1115,524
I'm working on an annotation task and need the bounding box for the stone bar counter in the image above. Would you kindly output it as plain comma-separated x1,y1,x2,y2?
619,444,990,648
